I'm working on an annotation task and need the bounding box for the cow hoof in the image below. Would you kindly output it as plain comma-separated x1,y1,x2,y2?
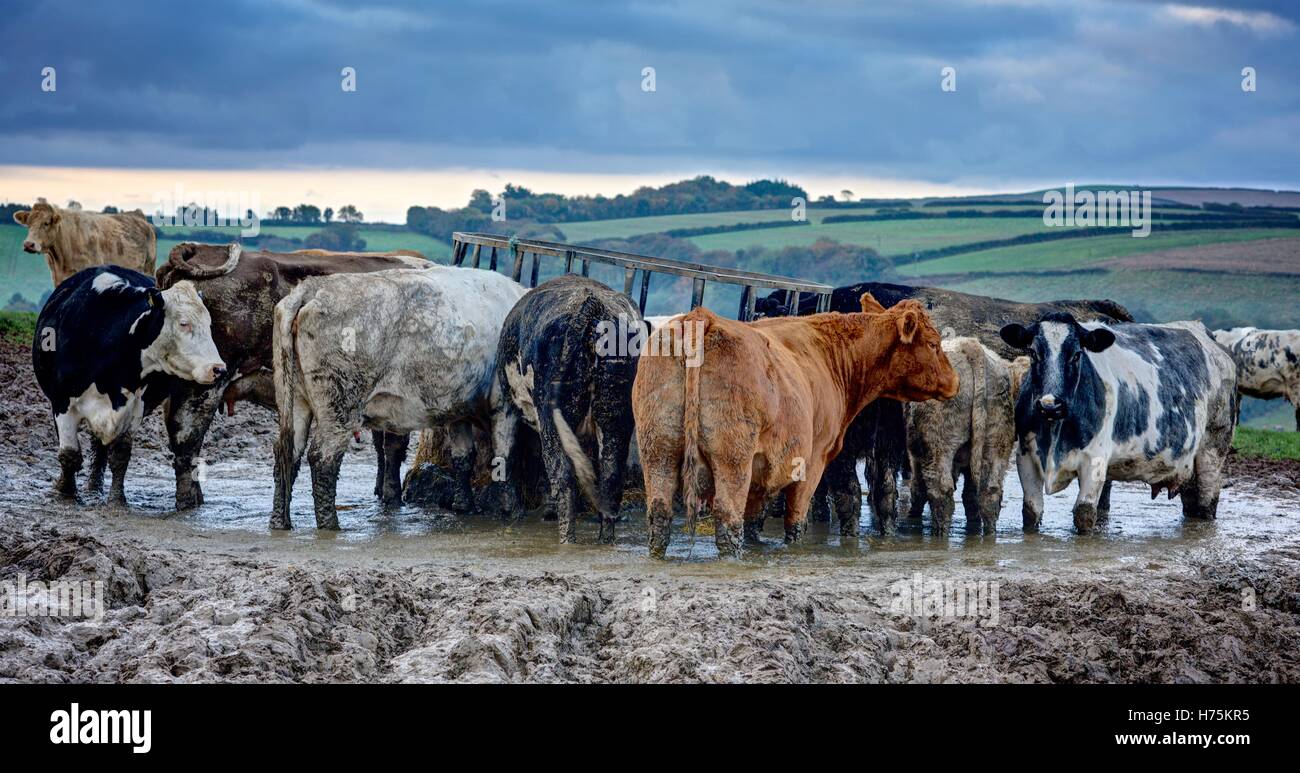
54,481,78,500
597,518,617,544
1073,505,1098,534
784,523,805,544
1021,506,1042,533
269,513,292,530
107,490,128,508
714,526,744,559
743,521,764,543
86,476,105,496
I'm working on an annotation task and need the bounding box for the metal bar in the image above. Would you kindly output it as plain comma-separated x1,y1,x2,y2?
511,246,524,282
488,246,498,271
638,270,651,315
529,252,540,287
744,286,758,321
564,250,574,274
737,285,750,321
690,278,706,310
622,266,636,296
581,258,590,277
471,244,482,269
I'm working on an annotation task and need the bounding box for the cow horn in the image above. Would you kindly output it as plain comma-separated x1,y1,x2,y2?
166,241,243,278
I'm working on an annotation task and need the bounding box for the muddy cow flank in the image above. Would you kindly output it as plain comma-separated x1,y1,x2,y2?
494,276,642,543
32,266,225,504
1002,313,1236,533
1211,327,1300,431
906,338,1026,533
633,293,958,559
15,202,156,286
155,242,429,510
273,267,527,529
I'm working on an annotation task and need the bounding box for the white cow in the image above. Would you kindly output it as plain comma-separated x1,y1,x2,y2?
271,267,527,529
1211,327,1300,431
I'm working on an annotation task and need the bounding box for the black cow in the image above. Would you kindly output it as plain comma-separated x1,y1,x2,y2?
492,276,641,543
757,281,1133,535
32,266,225,504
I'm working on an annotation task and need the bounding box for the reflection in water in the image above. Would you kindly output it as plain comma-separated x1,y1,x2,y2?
3,453,1296,577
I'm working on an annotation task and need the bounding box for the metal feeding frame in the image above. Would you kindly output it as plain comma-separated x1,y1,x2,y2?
450,231,832,321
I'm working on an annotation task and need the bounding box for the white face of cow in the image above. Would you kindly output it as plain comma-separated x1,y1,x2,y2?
13,203,60,254
1001,316,1116,421
142,281,226,384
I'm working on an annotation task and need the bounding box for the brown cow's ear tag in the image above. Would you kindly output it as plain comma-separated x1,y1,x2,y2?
897,310,918,344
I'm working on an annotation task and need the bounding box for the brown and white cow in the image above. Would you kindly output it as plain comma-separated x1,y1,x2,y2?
14,202,155,286
906,338,1028,533
632,294,959,559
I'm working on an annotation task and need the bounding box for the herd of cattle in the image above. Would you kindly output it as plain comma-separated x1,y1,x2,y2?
14,204,1300,558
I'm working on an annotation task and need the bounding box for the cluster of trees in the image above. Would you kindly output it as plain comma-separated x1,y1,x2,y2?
405,177,809,243
264,204,363,225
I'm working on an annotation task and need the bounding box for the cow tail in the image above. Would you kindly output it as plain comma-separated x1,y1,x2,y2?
681,309,710,530
550,293,607,513
273,281,311,516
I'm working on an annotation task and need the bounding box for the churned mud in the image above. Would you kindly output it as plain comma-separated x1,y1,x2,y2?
2,339,1300,683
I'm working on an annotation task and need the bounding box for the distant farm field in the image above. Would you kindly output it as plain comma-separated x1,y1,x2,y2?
559,207,879,242
898,229,1299,277
940,269,1300,329
688,216,1069,255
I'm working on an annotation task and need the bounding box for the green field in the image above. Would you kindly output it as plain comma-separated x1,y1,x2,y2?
941,269,1300,329
1233,427,1300,460
688,216,1069,255
897,228,1296,277
558,207,881,242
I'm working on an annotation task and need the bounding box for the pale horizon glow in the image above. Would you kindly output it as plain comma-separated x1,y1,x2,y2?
1,165,1014,224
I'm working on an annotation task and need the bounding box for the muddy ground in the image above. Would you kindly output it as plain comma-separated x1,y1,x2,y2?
2,339,1300,683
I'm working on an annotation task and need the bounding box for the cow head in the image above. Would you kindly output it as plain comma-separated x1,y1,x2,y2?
1000,312,1115,421
139,280,226,384
13,202,60,254
862,293,959,402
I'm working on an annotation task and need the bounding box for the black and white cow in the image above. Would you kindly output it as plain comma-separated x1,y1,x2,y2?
1211,327,1300,431
32,265,225,504
1000,312,1236,533
272,267,526,529
493,276,641,544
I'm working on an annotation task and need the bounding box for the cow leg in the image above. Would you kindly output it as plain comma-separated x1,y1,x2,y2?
960,468,979,530
780,472,819,547
824,453,862,537
447,420,477,514
307,431,349,530
1072,457,1107,534
106,431,132,507
713,469,755,559
53,412,81,499
536,411,583,543
907,453,927,520
165,381,224,510
86,437,108,496
976,472,1005,534
1016,448,1045,532
270,394,312,530
490,408,523,516
865,457,899,534
808,478,831,522
1096,479,1113,523
921,461,956,535
641,445,681,560
1181,443,1227,521
378,431,409,507
593,417,634,545
372,430,387,498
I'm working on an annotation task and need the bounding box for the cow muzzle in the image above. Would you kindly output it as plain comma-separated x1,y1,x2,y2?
1038,394,1067,420
22,241,38,253
196,362,227,385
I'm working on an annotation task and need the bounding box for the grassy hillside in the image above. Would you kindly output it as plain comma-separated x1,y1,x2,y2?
897,228,1294,277
1233,427,1300,460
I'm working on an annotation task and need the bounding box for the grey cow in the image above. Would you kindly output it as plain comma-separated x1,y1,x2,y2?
271,266,527,529
906,338,1028,533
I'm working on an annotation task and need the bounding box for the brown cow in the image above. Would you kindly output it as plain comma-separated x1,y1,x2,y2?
14,202,155,285
632,294,959,559
153,242,428,509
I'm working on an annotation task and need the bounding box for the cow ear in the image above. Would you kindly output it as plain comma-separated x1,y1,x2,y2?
13,210,28,225
1000,323,1033,350
860,292,887,314
1082,327,1116,353
897,308,919,344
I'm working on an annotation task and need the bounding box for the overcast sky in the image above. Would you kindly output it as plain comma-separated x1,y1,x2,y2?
1,0,1297,217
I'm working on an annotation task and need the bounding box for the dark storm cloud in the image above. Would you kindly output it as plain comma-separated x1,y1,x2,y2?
0,0,1296,185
